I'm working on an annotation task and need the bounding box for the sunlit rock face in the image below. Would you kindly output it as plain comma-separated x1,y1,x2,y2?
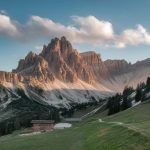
0,71,23,83
81,51,109,80
0,36,149,93
1,36,150,110
13,36,94,83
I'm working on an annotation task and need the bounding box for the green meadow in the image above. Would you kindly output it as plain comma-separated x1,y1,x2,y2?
1,101,150,150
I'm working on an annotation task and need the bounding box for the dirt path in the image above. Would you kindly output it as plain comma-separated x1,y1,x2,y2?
98,118,149,138
80,102,107,120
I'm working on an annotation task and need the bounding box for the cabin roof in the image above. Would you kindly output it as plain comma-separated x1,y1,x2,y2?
31,120,54,124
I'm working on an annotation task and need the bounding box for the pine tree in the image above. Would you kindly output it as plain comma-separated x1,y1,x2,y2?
146,77,150,92
146,77,150,87
137,82,146,90
141,91,146,102
123,86,134,100
135,88,142,102
108,93,121,115
121,86,133,110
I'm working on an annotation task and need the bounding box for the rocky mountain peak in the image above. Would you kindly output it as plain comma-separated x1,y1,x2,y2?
81,51,109,80
13,51,37,73
13,37,94,83
60,36,73,55
133,58,150,68
0,36,150,93
40,36,73,59
12,36,150,87
81,51,102,65
104,59,130,75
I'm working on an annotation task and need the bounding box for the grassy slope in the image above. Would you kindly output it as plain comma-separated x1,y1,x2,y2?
104,100,150,137
1,101,150,150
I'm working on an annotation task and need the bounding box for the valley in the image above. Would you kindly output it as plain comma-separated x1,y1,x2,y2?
1,100,150,150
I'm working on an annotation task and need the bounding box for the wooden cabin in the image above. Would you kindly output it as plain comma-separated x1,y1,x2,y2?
31,120,54,132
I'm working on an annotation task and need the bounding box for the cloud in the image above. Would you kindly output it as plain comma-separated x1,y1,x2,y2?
0,10,7,15
115,25,150,48
25,16,71,39
72,16,114,40
0,14,150,48
0,14,20,38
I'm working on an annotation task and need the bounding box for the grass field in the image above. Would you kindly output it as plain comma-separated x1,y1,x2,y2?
1,101,150,150
104,100,150,137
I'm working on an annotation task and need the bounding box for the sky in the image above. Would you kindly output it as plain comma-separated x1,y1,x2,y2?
0,0,150,71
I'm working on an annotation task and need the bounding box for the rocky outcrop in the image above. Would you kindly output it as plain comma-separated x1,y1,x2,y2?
13,51,55,81
104,59,130,76
132,58,150,69
0,71,23,83
81,51,109,80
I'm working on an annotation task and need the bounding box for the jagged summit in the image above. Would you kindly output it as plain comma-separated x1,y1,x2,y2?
3,36,150,92
13,37,93,83
40,36,73,58
1,36,150,111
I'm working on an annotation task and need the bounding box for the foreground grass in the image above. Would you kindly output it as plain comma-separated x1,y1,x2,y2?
104,100,150,137
0,122,150,150
1,101,150,150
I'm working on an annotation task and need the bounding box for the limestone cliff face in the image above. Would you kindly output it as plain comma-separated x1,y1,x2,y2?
104,59,130,76
0,71,23,83
6,36,150,92
13,51,54,81
80,53,138,82
81,51,109,80
13,37,94,83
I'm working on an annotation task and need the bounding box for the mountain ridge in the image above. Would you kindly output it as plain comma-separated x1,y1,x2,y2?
0,36,150,109
0,36,150,91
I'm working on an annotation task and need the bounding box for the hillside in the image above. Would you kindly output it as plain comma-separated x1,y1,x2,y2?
0,100,150,150
103,100,150,137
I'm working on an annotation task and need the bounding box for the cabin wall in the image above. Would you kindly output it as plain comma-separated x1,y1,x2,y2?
32,123,54,132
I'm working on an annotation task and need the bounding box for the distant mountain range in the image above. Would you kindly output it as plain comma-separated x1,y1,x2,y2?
0,36,150,109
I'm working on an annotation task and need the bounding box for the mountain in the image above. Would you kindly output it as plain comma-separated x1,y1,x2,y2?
0,37,109,112
13,36,94,83
1,36,150,110
1,36,150,136
1,99,150,149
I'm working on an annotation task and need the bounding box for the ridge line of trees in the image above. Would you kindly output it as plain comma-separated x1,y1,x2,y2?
107,76,150,115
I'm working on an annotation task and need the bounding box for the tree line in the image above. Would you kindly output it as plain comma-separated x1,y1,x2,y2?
107,76,150,115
